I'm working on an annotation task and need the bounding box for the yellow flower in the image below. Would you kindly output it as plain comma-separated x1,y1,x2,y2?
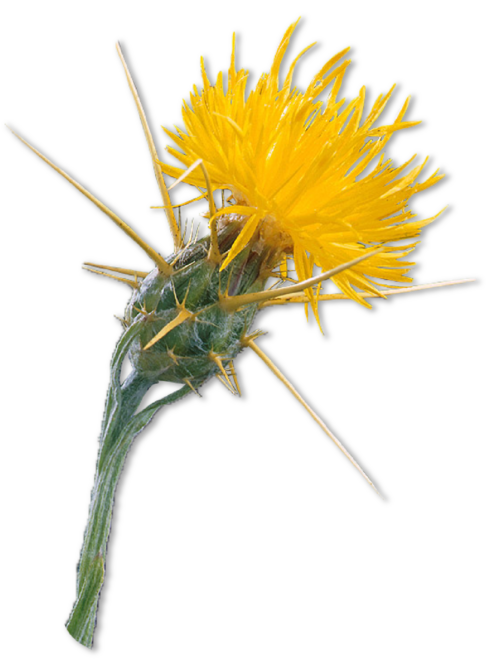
8,22,473,509
160,19,444,310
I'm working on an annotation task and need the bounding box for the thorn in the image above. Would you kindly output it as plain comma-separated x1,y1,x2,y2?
209,351,236,393
9,127,173,275
167,347,180,365
194,316,219,328
216,373,237,395
114,314,129,327
228,360,242,396
116,43,182,250
208,211,222,264
183,378,201,396
143,308,193,350
150,192,208,209
242,330,267,344
260,278,477,307
82,266,139,289
245,338,381,496
133,301,152,317
170,278,192,310
168,158,222,264
83,262,149,278
198,162,221,265
181,218,195,250
221,247,386,311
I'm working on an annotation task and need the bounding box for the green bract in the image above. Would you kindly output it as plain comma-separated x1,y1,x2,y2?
128,226,264,386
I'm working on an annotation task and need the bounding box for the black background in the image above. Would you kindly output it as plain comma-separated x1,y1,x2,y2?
2,5,482,651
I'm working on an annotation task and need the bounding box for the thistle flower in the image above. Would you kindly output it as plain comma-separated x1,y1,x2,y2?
10,20,471,649
160,19,444,315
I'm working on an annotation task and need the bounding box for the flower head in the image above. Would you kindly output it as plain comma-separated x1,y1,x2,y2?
160,19,443,309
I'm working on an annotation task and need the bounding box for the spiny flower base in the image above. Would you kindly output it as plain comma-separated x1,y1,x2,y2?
128,232,263,383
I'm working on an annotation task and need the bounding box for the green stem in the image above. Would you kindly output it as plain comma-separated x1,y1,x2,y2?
66,325,191,647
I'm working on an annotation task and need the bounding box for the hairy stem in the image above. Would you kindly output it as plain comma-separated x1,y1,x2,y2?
66,326,190,647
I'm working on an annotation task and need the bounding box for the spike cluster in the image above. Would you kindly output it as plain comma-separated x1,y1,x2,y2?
118,225,385,394
122,226,268,391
